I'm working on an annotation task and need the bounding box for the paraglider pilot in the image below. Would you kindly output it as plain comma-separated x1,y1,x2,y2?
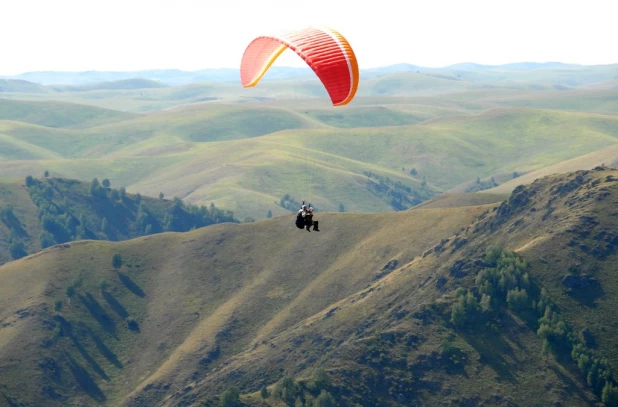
296,204,319,232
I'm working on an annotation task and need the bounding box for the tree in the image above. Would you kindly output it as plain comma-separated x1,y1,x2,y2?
506,288,529,311
159,192,165,200
44,170,49,178
260,386,269,399
99,279,111,291
25,175,34,187
409,167,418,176
266,209,273,218
110,189,120,201
90,178,106,198
338,203,345,212
40,231,56,249
421,176,427,188
312,390,336,407
112,253,123,269
602,381,618,406
451,295,467,327
102,179,111,188
273,377,299,405
9,240,27,259
119,187,126,199
220,386,241,407
173,197,183,209
126,316,139,331
54,299,63,313
310,368,330,391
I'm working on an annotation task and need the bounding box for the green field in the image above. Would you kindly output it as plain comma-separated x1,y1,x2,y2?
1,85,618,220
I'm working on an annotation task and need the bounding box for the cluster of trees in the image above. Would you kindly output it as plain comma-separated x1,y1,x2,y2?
278,194,317,212
0,206,28,259
363,170,432,210
19,176,239,254
163,197,236,232
26,176,91,249
450,248,618,406
219,369,337,407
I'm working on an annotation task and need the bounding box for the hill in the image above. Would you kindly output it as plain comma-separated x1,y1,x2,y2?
1,168,617,406
51,78,169,92
0,98,138,128
0,79,50,93
485,143,618,194
1,96,618,220
0,176,237,265
3,62,618,88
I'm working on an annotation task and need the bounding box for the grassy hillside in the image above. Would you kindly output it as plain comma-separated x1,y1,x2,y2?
51,78,169,92
1,168,617,406
485,143,618,194
1,95,618,220
161,167,618,407
3,68,617,114
0,79,50,93
0,195,491,407
0,98,138,128
0,176,237,265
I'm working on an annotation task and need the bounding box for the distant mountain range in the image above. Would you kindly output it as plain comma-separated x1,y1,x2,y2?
1,62,615,86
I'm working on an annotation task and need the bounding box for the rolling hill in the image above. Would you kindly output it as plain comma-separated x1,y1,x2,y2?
3,62,618,87
2,91,618,220
0,168,617,406
0,176,237,265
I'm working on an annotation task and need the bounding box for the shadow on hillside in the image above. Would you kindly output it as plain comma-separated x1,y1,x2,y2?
549,362,595,404
566,284,605,308
83,324,123,369
460,330,518,383
55,315,109,380
78,293,116,335
1,215,28,239
1,391,21,407
117,272,146,297
102,290,129,319
65,352,106,402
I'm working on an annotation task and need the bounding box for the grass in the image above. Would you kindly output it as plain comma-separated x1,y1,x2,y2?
1,169,617,406
180,169,618,407
0,97,137,128
0,200,490,407
1,72,618,222
1,97,618,220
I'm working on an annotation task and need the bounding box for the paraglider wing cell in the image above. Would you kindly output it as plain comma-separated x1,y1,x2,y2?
240,26,359,106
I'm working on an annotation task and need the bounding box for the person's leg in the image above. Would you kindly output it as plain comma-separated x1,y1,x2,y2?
305,215,313,231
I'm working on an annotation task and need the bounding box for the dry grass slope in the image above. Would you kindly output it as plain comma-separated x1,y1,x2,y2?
0,203,489,407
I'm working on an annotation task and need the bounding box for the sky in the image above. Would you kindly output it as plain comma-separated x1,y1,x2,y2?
1,0,615,75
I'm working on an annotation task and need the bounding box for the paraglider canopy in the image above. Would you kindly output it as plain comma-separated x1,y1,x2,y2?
240,26,359,106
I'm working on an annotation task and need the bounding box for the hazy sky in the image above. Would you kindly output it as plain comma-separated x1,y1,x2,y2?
1,0,615,75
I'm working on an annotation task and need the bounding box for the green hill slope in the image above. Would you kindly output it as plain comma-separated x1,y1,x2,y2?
2,99,618,220
0,98,137,128
161,167,618,407
0,177,237,265
484,143,618,194
1,168,617,406
51,78,169,92
0,79,50,93
0,196,490,407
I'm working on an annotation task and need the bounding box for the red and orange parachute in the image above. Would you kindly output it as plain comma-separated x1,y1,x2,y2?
240,26,359,106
